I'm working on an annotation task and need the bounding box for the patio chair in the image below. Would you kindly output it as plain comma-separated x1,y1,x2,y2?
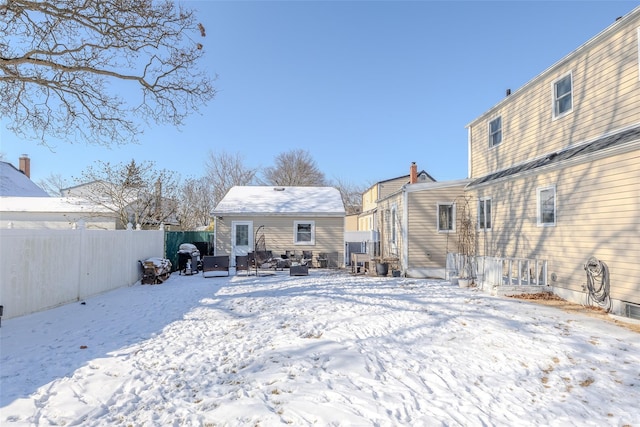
202,255,230,277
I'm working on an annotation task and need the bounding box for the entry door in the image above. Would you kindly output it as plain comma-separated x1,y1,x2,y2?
231,221,253,265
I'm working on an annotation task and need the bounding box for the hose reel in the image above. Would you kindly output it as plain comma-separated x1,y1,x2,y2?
584,256,611,312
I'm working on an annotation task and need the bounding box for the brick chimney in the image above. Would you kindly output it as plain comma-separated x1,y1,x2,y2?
19,154,31,178
409,162,417,184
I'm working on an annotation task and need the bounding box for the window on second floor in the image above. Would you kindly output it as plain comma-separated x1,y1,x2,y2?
553,73,573,118
537,186,556,226
437,203,456,232
478,198,492,231
489,116,502,147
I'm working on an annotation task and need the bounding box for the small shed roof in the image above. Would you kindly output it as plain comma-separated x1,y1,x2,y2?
213,186,345,216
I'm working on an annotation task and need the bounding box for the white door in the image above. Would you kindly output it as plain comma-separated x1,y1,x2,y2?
231,221,253,266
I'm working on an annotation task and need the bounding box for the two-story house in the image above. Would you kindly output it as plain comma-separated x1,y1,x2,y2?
465,7,640,317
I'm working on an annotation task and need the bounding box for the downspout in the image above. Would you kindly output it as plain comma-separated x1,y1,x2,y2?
467,127,472,178
213,216,218,256
402,185,409,275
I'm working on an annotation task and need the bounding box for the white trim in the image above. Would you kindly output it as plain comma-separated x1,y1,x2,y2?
552,71,573,120
536,185,557,227
293,220,315,245
402,190,409,272
467,127,472,178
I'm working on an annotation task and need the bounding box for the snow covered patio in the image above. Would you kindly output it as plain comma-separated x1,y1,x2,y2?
1,270,638,426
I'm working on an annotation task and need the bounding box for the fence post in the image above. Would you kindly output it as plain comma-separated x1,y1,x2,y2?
77,220,86,301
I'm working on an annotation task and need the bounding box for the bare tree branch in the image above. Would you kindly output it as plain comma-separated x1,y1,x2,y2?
330,176,367,215
205,150,258,205
0,0,216,146
70,159,180,228
262,149,326,186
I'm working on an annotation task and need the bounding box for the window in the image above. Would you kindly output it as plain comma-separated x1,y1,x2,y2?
437,203,456,232
553,73,573,118
478,198,492,230
235,224,249,246
537,186,556,226
390,206,398,255
489,116,502,147
391,207,398,243
294,221,315,244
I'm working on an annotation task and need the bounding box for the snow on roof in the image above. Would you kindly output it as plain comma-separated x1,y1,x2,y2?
0,161,49,197
213,186,345,216
0,196,113,213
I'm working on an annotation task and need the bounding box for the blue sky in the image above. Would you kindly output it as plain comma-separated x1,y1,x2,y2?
1,1,637,189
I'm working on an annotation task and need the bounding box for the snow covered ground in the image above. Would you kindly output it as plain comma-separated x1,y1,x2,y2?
1,270,638,426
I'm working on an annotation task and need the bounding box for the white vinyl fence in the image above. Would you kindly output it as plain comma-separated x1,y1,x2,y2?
0,226,165,320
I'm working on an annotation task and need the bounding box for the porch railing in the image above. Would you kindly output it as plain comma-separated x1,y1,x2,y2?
447,253,547,287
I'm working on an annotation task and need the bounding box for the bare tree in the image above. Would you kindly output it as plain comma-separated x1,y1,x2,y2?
330,177,368,215
37,173,72,196
73,159,180,228
176,176,215,230
0,0,216,146
205,150,258,205
262,149,326,186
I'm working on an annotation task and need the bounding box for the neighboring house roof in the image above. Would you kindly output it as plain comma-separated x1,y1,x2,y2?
376,170,436,185
213,186,346,216
468,125,640,187
0,196,113,213
0,161,49,197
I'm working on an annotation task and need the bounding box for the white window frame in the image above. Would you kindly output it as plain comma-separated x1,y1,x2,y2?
437,202,456,233
478,198,492,231
390,205,397,245
488,116,502,148
552,72,573,119
537,186,556,227
293,220,315,245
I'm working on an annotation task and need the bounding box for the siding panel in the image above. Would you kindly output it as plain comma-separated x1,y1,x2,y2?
470,149,640,305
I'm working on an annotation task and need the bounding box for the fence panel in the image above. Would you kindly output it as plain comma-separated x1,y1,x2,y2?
164,231,214,271
0,227,164,319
